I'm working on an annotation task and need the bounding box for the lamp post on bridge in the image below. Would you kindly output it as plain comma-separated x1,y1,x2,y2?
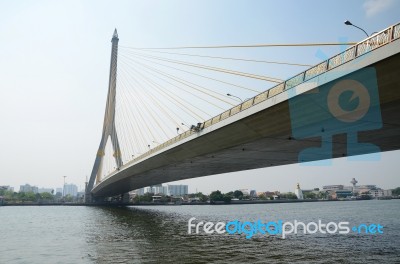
227,93,243,102
344,20,369,37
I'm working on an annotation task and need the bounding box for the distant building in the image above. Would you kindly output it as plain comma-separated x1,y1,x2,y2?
64,184,78,197
155,185,168,195
19,184,38,194
294,183,304,200
265,191,279,197
323,184,354,194
384,189,393,197
138,184,188,196
38,188,54,194
56,188,63,195
323,185,345,191
148,184,162,194
0,186,14,192
369,189,392,198
167,185,188,196
132,188,145,196
257,191,279,199
239,189,250,196
249,190,257,198
331,190,353,199
354,185,377,194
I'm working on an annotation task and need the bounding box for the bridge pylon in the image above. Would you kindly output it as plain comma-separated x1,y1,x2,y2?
85,29,123,203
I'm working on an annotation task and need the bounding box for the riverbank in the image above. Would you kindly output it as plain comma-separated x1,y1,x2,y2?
2,198,394,207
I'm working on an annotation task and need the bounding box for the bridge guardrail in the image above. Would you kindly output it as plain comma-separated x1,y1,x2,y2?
122,22,400,174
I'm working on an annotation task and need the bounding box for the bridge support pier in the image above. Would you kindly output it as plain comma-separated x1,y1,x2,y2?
122,193,130,203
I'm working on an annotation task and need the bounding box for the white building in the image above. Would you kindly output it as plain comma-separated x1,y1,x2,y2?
354,185,377,194
239,189,250,196
167,185,188,196
154,185,168,195
369,189,392,198
138,184,189,196
132,188,145,196
147,184,165,194
294,183,304,200
64,184,78,197
20,184,38,193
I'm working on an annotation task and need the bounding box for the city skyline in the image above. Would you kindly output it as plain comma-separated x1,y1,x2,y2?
6,163,398,195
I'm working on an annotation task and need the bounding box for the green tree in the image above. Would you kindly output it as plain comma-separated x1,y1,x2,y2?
159,195,168,202
209,190,224,202
135,193,153,202
233,190,244,200
304,192,316,199
40,192,54,201
199,194,208,202
258,193,267,200
194,192,209,202
64,194,73,202
392,187,400,196
280,192,297,200
24,192,36,202
225,191,234,198
3,191,15,201
222,194,231,203
317,191,328,199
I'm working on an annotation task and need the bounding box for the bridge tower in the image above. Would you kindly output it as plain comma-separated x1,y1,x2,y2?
85,29,123,203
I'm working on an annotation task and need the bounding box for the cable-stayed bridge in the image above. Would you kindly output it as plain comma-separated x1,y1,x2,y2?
86,23,400,202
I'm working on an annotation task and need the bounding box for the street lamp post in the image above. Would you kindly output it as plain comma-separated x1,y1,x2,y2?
227,93,243,102
63,176,67,197
181,123,190,129
344,20,369,37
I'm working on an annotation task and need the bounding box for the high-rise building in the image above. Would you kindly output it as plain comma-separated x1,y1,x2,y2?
167,185,188,196
132,188,145,196
155,185,168,195
19,184,38,194
148,184,163,194
64,184,78,197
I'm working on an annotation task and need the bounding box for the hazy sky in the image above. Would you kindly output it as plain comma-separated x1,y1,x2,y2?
0,0,399,193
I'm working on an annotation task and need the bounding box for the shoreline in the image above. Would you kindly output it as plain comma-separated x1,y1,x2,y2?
2,198,396,207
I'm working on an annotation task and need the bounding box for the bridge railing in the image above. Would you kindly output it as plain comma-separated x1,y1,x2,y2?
121,22,400,172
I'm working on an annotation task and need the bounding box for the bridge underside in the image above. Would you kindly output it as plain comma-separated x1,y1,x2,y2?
92,51,400,198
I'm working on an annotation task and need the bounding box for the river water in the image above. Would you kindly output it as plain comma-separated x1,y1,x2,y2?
1,200,399,263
